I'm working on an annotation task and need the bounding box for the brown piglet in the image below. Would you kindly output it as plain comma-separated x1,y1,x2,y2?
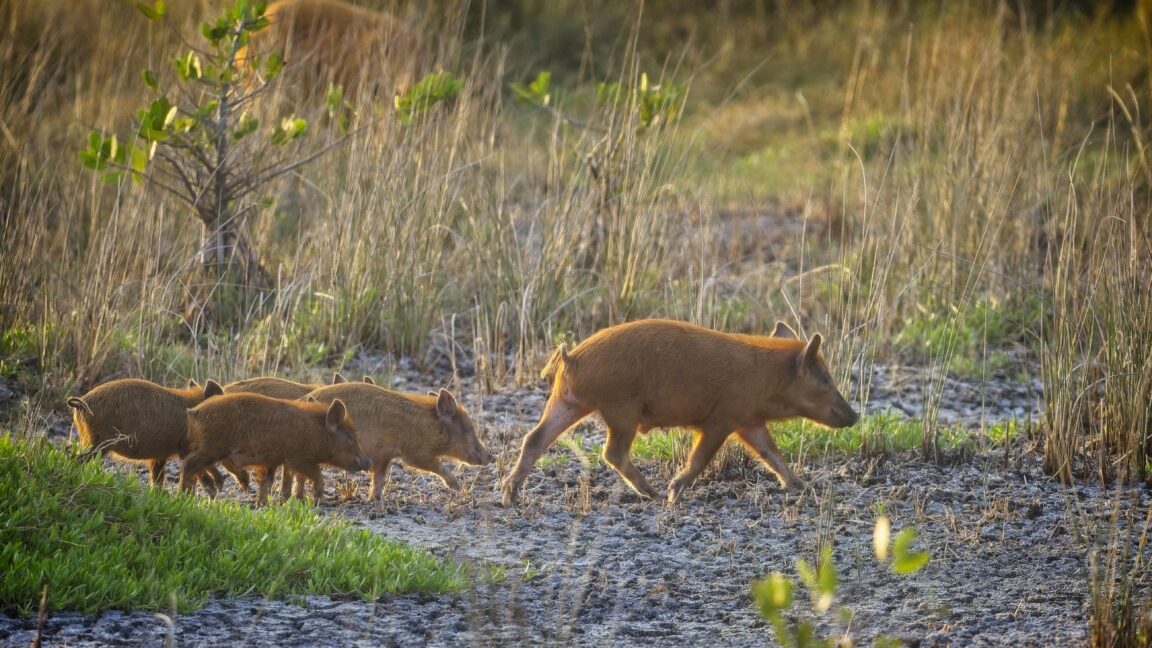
181,393,370,505
501,319,859,506
67,378,239,490
305,383,494,500
224,373,376,497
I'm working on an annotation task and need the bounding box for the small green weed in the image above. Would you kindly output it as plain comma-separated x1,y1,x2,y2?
753,515,930,647
539,432,603,469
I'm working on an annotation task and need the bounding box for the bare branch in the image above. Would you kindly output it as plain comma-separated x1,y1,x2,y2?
228,134,353,198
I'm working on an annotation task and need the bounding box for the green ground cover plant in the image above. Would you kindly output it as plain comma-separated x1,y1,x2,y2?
0,435,469,615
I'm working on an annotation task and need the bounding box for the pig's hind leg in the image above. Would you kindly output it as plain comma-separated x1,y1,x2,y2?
667,424,733,504
147,458,168,487
501,397,592,506
197,466,226,497
219,458,251,492
255,463,281,506
369,457,395,501
601,414,660,501
735,425,802,489
280,468,298,501
287,461,324,504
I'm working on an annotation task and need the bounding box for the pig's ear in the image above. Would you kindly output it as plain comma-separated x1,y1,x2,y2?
326,399,348,428
203,380,224,398
362,375,376,385
332,372,347,384
799,334,823,370
772,321,798,339
67,397,93,416
435,389,458,421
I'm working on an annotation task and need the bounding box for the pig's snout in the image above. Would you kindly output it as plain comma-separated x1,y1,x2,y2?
477,449,496,466
352,456,372,471
831,404,860,428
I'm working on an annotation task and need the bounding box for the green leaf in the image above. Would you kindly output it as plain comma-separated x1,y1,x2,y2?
794,621,817,648
394,72,463,125
795,557,818,591
264,51,284,80
202,17,231,43
136,1,166,20
174,52,203,81
141,69,158,91
892,528,930,574
130,145,149,173
326,84,345,114
817,546,837,594
232,112,259,141
172,116,197,133
80,132,111,171
511,70,552,106
271,116,308,145
814,546,838,613
752,572,793,619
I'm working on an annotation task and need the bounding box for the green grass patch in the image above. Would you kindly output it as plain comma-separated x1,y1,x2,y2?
893,295,1042,377
774,411,1022,458
541,428,695,466
0,435,470,615
631,428,692,463
538,432,604,469
541,414,1021,468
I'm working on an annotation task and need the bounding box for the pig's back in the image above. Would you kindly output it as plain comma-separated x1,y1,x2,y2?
565,320,759,415
306,383,430,428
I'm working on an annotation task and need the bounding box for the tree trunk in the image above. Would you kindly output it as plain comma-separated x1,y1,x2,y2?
182,213,273,332
198,220,271,289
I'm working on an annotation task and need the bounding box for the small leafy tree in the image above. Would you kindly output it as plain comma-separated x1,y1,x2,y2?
752,515,931,647
80,0,349,318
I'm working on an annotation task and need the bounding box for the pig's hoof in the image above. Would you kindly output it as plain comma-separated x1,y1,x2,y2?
624,485,659,501
500,480,521,507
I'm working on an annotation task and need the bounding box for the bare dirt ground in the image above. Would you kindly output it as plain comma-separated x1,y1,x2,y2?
2,360,1132,647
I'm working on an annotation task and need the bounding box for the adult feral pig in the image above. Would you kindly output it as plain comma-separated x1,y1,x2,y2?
501,319,859,506
181,393,370,506
305,383,495,500
67,378,234,489
239,0,423,103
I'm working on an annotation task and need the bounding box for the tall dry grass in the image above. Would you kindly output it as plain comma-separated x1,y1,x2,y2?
0,0,1147,467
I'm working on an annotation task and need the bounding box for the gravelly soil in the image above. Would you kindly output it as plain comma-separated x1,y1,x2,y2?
1,362,1131,647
